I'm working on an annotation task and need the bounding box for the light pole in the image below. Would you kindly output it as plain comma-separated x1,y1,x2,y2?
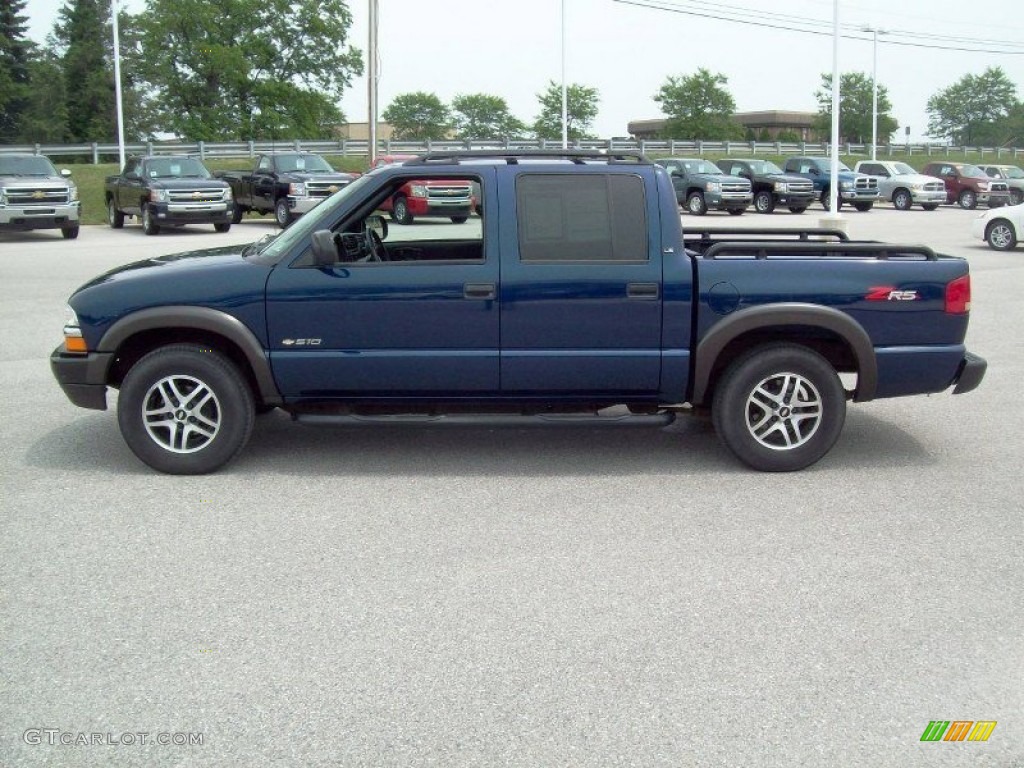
111,0,126,169
367,0,379,164
561,0,568,149
863,26,887,161
828,0,840,217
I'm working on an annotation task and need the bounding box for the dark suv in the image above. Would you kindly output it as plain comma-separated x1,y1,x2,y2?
716,158,816,214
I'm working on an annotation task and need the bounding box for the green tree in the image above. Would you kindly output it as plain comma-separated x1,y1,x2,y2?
814,71,898,144
927,67,1019,145
451,93,525,139
51,0,116,141
136,0,362,140
382,92,452,140
776,129,802,143
18,51,69,142
532,81,599,141
0,0,33,141
654,69,743,141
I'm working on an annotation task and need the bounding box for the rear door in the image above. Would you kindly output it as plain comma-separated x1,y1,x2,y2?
497,167,663,396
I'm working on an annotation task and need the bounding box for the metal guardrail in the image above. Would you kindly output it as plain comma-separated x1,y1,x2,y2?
1,138,1020,163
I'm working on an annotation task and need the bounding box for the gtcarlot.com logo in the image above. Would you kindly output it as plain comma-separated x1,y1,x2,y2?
920,721,997,742
23,728,204,746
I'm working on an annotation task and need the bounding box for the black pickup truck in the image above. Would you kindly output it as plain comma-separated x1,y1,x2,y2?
105,155,234,235
215,153,357,228
716,158,816,214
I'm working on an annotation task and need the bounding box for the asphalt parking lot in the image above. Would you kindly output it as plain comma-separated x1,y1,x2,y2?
1,205,1022,767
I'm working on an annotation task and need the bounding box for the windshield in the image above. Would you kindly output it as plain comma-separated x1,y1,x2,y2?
1001,166,1024,179
275,154,335,173
683,160,721,175
0,156,59,176
143,157,212,179
960,165,987,179
258,174,375,261
892,162,916,175
747,160,783,174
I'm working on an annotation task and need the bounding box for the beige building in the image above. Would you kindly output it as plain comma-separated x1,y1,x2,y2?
336,122,396,141
628,111,821,141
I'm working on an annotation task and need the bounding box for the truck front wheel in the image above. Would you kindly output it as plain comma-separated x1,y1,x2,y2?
686,191,708,216
141,204,160,235
958,190,977,209
117,344,255,474
274,198,293,228
753,190,775,214
61,225,80,239
107,198,125,228
711,344,846,472
393,196,413,225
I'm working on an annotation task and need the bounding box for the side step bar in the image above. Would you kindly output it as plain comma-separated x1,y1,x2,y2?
294,412,677,428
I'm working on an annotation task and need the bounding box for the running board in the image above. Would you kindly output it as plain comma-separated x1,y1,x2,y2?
294,412,677,428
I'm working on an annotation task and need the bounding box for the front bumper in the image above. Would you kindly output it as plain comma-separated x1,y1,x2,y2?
981,192,1010,208
151,201,233,225
0,201,81,229
951,352,987,395
50,345,113,410
408,198,474,217
707,192,752,210
288,196,328,216
774,191,816,205
839,189,880,201
910,189,948,204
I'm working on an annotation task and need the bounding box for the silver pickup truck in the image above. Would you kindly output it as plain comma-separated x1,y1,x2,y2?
0,153,81,239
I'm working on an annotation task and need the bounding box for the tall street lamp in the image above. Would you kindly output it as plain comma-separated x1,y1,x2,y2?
561,0,568,149
863,26,887,161
111,0,126,169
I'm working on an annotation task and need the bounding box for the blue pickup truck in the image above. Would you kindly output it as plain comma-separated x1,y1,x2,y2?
783,156,880,212
51,150,985,474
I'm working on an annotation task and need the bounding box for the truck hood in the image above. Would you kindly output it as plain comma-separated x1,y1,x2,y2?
148,178,230,190
70,244,273,347
282,171,356,185
760,173,810,184
884,173,944,186
0,174,68,186
690,173,749,184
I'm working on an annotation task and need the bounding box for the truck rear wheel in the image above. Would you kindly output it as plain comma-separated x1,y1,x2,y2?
788,206,807,214
711,344,846,472
117,344,255,474
231,205,243,224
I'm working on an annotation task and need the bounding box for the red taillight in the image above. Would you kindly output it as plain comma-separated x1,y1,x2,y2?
945,274,971,314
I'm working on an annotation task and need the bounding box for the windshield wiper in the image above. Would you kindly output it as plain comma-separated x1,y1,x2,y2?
242,233,276,258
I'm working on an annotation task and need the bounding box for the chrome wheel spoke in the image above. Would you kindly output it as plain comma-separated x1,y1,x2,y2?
745,371,823,451
142,375,221,454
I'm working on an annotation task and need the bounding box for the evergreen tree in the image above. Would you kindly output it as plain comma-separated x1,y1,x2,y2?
0,0,33,141
52,0,116,142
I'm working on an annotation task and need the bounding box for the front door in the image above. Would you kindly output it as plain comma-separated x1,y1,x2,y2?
497,169,663,397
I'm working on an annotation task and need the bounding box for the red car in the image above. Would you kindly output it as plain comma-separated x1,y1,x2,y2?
370,155,475,224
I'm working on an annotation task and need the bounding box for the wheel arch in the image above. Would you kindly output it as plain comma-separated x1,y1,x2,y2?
97,307,282,405
690,304,877,406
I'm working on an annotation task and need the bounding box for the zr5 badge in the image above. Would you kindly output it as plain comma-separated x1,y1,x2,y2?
866,286,920,301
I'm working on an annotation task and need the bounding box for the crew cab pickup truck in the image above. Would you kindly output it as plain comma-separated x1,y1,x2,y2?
783,157,879,211
214,153,357,228
920,162,1010,210
105,155,234,235
370,154,474,224
0,153,80,239
51,150,985,475
853,160,947,211
715,158,815,214
655,158,752,215
978,164,1024,207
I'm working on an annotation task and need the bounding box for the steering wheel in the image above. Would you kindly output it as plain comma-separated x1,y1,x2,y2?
364,227,388,262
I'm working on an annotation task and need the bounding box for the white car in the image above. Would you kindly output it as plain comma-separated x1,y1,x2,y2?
971,202,1023,250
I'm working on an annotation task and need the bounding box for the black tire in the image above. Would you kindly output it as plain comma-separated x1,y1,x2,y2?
853,201,874,212
922,203,939,211
753,190,775,214
141,203,160,235
788,206,807,214
711,344,846,472
231,205,243,224
892,188,913,211
1010,189,1023,206
686,191,708,216
450,215,469,224
107,198,125,228
214,222,231,233
274,197,292,229
727,208,745,216
61,225,80,240
985,219,1018,251
958,189,977,210
820,190,842,211
117,345,255,475
393,195,413,225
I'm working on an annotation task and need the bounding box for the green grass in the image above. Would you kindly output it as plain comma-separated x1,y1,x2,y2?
66,155,370,226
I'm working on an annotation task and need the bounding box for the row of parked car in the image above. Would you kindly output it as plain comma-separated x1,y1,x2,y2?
658,155,1023,216
3,150,1023,250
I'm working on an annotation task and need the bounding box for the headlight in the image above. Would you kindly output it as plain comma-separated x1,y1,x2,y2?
288,182,306,196
409,184,428,198
840,181,853,190
63,305,87,354
0,189,6,205
222,187,233,201
910,183,923,191
68,184,79,201
978,182,989,191
705,182,721,193
774,182,788,193
150,188,169,203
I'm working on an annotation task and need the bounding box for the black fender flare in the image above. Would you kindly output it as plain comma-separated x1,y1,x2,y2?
690,303,877,405
97,306,282,404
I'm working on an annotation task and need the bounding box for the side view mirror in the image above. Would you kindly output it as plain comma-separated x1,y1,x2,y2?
366,214,388,241
60,168,72,178
311,230,339,267
809,167,820,176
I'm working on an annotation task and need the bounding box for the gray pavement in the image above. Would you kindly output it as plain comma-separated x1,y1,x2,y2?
1,206,1022,767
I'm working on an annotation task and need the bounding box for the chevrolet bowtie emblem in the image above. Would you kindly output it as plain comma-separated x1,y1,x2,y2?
32,190,46,199
192,191,201,199
328,185,338,193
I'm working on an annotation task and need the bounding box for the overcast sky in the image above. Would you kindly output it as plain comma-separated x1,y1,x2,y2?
22,0,1024,142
